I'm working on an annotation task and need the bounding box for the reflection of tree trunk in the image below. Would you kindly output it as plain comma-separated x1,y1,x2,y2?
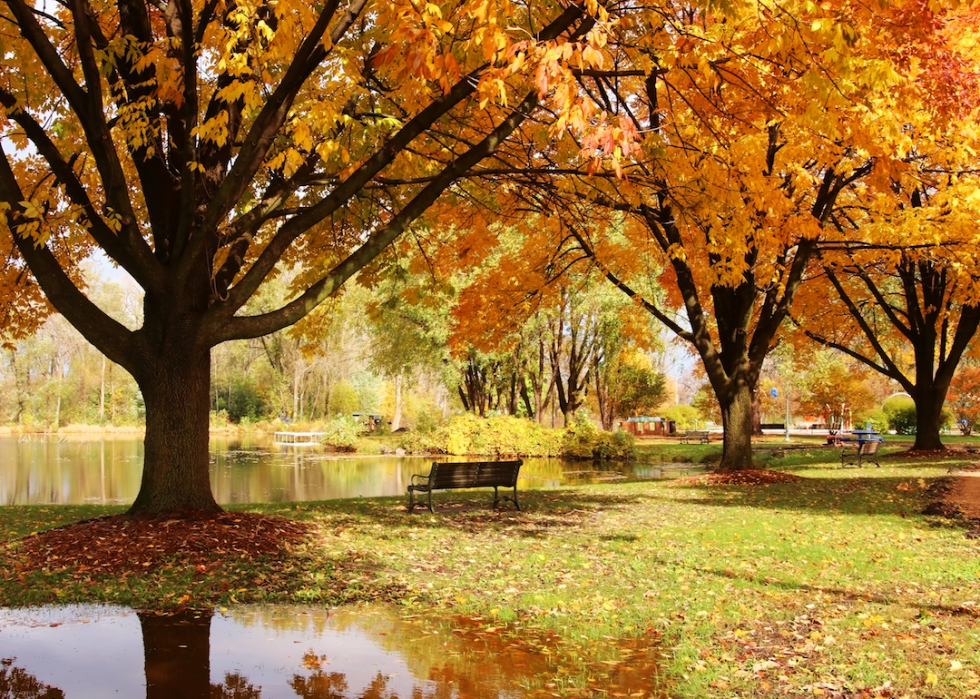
139,609,212,699
100,440,106,504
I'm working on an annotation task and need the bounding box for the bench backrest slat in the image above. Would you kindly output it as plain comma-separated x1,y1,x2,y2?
428,460,523,489
860,440,881,455
471,460,522,487
429,462,480,489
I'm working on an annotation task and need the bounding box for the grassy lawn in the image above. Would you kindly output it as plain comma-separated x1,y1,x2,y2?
1,450,979,698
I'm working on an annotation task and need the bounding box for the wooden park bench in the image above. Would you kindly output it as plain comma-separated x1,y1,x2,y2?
679,430,711,444
840,439,882,468
407,459,523,513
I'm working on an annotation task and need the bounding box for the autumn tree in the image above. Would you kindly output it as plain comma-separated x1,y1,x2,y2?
0,0,607,513
947,363,980,434
790,2,980,451
364,262,453,430
797,252,980,450
418,219,663,426
479,0,980,469
794,351,877,431
597,350,666,429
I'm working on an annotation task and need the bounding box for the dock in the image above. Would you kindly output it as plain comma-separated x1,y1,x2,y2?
273,431,324,446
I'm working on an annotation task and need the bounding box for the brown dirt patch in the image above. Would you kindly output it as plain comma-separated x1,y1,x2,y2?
19,511,310,574
931,465,980,537
941,468,980,520
671,469,805,487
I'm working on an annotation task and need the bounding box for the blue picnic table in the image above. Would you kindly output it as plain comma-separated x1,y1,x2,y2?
838,430,884,468
841,429,884,445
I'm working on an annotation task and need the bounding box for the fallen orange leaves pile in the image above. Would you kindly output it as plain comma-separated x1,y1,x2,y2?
19,511,310,574
672,469,805,487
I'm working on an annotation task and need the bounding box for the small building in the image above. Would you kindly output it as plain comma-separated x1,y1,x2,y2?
620,416,674,436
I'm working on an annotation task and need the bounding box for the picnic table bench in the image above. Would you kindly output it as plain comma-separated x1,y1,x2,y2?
407,459,523,513
840,438,882,468
679,430,711,444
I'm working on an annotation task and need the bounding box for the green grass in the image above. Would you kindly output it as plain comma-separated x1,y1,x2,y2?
2,456,979,698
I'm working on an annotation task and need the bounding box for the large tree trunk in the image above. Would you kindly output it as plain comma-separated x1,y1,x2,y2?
912,385,947,451
129,341,218,515
718,382,755,470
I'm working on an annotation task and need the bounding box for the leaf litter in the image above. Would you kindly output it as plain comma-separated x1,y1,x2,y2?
17,511,309,573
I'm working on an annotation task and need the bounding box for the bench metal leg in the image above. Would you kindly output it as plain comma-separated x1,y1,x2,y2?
408,487,434,513
491,485,520,510
856,453,880,468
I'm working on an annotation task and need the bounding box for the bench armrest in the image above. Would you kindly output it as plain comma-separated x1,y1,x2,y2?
411,473,432,486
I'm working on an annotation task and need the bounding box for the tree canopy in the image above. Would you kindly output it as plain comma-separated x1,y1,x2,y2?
3,0,980,514
429,0,980,468
0,0,609,512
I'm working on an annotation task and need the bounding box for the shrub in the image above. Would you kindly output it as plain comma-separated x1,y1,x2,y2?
882,395,916,434
397,414,558,457
209,410,231,429
562,413,634,461
396,412,634,460
415,406,441,434
853,408,888,434
222,380,266,423
319,415,361,451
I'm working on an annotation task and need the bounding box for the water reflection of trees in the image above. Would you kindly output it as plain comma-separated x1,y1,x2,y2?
0,432,583,505
4,607,660,699
289,652,435,699
0,658,65,699
139,609,264,699
214,672,262,699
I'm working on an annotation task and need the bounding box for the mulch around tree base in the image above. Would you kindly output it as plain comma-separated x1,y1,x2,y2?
672,469,806,487
922,466,980,538
18,511,311,574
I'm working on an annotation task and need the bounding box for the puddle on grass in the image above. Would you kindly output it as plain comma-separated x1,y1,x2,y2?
0,605,664,699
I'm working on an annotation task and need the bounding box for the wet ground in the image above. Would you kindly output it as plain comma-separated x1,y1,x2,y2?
0,605,663,699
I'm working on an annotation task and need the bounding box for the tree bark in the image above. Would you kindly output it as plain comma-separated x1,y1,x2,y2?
912,386,947,451
718,382,755,470
129,341,218,515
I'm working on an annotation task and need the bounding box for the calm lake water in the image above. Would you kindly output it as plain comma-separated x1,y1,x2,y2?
0,604,665,698
0,434,700,506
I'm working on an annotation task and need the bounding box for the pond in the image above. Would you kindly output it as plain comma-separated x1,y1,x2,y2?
0,435,701,506
0,605,665,698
